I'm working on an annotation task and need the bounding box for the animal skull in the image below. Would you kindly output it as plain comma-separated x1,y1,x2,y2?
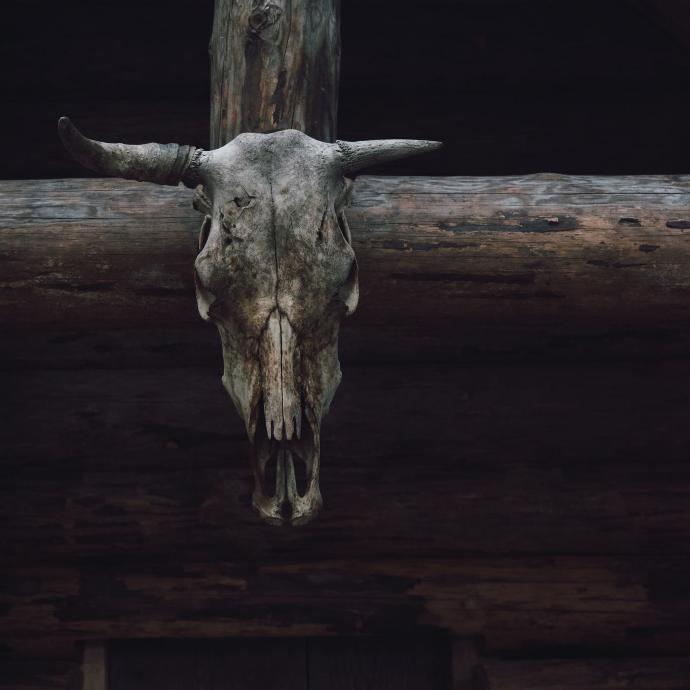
59,117,440,525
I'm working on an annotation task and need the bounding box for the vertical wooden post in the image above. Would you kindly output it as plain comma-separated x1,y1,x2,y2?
209,0,341,147
82,642,107,690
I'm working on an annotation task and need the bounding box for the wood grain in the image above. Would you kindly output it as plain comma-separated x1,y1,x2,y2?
2,556,690,654
2,175,690,362
2,361,690,563
210,0,340,146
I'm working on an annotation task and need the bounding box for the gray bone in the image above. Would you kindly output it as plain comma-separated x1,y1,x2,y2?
59,118,441,525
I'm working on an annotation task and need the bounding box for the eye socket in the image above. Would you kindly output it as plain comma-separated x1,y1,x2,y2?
233,192,253,208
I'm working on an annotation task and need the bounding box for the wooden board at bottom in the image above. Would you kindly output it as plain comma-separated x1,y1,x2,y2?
308,635,451,690
105,637,449,690
107,639,306,690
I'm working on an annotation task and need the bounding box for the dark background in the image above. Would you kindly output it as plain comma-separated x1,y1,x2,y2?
4,0,690,179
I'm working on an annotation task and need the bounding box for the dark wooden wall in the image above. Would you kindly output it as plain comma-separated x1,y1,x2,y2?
3,2,690,689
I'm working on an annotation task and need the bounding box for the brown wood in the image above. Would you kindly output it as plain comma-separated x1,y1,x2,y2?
3,556,690,654
210,0,340,146
481,656,690,690
3,362,690,564
2,362,690,654
3,175,690,362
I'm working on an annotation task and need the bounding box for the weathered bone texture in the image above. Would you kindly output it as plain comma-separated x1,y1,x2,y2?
59,119,440,524
210,0,340,146
57,117,202,187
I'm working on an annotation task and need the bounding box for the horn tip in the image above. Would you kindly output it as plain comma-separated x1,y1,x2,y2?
57,116,78,145
410,140,443,151
57,116,72,132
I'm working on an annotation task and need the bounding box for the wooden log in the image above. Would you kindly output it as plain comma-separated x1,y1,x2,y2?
210,0,340,146
3,362,690,564
2,556,690,654
2,175,690,362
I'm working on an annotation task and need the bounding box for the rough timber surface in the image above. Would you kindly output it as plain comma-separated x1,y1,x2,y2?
210,0,340,146
3,360,690,656
2,362,690,564
2,555,690,655
2,174,690,363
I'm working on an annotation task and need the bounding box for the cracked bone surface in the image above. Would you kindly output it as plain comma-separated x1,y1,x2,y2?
59,118,441,525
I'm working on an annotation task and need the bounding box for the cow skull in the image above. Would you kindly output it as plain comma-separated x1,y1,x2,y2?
58,117,440,525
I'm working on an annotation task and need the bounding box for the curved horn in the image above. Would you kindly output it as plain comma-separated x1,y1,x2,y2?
58,117,205,187
336,139,442,174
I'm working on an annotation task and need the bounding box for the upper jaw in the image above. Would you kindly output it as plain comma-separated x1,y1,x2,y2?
250,405,322,526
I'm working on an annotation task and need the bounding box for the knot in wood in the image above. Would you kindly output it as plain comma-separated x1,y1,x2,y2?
249,3,282,34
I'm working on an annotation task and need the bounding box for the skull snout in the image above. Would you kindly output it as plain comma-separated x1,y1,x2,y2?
259,309,301,441
252,309,322,525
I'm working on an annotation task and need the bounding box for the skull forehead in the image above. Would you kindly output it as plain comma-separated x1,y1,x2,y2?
205,129,338,194
195,128,354,334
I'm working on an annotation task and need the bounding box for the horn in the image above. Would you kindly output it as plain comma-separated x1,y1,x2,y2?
336,139,442,174
58,117,205,187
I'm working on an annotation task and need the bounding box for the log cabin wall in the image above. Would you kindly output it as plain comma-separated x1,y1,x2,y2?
3,1,690,688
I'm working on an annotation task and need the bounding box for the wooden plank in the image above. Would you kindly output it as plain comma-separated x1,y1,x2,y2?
82,643,106,690
2,175,690,362
2,556,690,655
308,635,451,690
482,656,690,690
2,361,690,563
107,639,306,690
210,0,340,146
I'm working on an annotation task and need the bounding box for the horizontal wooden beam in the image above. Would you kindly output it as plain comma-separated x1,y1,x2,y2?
3,175,690,361
4,362,690,564
3,556,690,654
